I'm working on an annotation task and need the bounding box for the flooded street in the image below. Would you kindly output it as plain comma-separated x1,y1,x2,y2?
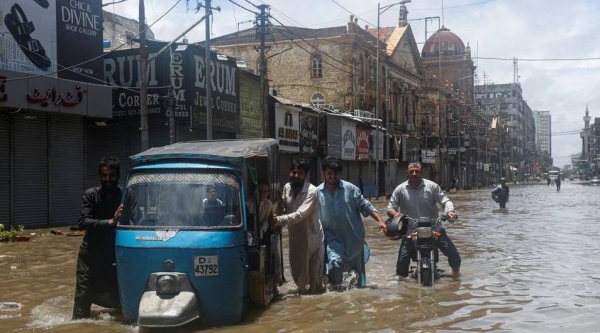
2,180,600,332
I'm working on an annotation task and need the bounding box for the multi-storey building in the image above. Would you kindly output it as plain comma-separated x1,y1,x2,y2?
475,83,536,181
533,110,551,155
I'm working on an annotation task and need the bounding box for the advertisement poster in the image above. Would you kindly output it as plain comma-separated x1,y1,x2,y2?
341,119,356,160
0,0,58,75
356,127,370,161
300,112,318,156
275,103,300,152
0,0,102,82
56,0,103,82
326,115,342,158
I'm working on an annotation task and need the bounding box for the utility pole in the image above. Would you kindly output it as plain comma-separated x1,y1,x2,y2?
255,5,271,138
139,0,149,151
205,0,213,140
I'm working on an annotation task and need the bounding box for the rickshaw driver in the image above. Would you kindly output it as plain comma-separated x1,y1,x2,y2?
203,185,223,208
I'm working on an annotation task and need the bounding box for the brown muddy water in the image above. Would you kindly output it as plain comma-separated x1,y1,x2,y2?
1,180,599,332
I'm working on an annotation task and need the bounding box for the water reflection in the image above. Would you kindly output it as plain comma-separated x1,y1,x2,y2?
2,181,600,332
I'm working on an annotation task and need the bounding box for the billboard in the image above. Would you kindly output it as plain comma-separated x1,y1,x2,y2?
0,0,103,82
300,112,318,156
341,119,356,160
239,71,261,138
274,103,300,152
356,127,370,161
326,115,342,158
104,44,239,133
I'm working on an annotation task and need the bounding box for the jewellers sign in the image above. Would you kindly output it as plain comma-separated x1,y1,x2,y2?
104,44,239,133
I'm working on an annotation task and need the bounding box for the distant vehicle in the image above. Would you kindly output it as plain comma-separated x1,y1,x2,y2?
591,177,600,186
548,170,559,181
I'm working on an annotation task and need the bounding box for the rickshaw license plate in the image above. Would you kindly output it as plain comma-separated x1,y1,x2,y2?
193,255,219,277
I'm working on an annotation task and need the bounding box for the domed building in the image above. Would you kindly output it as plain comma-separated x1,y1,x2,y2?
420,26,477,189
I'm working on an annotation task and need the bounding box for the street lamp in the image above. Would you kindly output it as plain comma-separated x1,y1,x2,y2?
237,19,253,32
376,0,411,197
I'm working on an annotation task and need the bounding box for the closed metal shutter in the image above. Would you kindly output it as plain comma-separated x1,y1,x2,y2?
149,119,170,149
13,113,49,228
0,115,10,224
50,114,85,226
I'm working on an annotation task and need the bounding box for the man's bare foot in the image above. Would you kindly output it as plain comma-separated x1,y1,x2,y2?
451,269,461,279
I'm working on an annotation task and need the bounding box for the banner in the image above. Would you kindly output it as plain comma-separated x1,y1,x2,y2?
300,112,318,155
341,119,356,160
275,103,300,152
326,115,342,158
356,127,370,161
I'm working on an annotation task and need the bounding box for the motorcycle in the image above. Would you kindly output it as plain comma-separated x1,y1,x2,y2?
386,214,457,286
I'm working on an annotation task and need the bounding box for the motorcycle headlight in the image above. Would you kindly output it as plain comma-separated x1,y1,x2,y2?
156,274,180,295
417,227,433,239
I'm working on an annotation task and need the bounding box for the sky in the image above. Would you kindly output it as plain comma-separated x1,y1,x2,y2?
103,0,600,168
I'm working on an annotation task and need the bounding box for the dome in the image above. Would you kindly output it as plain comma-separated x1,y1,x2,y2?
421,26,466,58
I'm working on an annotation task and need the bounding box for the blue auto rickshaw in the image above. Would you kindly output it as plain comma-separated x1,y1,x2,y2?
115,139,283,328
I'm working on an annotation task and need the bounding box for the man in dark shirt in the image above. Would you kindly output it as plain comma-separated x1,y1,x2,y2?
72,157,140,319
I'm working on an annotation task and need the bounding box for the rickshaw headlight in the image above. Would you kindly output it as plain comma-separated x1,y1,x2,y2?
156,274,180,294
416,227,433,239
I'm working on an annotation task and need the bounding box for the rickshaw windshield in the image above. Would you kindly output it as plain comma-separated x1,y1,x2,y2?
119,171,242,229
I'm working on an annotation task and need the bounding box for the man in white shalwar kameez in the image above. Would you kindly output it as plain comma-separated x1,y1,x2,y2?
273,159,325,294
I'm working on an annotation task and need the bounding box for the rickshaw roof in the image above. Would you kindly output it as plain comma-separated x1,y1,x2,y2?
130,139,278,163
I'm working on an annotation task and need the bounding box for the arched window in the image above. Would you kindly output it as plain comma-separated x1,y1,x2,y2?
310,92,325,108
311,54,322,78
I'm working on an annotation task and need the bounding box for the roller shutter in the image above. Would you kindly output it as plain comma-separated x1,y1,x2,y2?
0,115,9,224
13,113,49,228
49,115,85,226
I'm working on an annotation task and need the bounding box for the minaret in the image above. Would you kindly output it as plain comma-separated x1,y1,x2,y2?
584,104,591,129
398,3,409,27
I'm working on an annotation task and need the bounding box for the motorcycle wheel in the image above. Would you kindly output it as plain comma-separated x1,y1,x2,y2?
421,268,432,286
420,257,433,286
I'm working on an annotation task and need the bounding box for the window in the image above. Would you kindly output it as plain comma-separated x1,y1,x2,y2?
121,171,242,229
311,54,322,78
310,92,325,108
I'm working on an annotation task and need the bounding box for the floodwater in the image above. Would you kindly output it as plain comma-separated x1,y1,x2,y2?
2,180,600,332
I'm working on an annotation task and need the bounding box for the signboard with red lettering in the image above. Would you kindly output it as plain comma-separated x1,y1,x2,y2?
356,127,370,161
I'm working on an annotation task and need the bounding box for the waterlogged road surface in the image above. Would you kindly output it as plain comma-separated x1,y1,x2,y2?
1,180,599,332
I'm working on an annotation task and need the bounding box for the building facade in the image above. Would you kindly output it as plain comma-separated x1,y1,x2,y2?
475,83,536,182
210,7,425,196
533,110,551,155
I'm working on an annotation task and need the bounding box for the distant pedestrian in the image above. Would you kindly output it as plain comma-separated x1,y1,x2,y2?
555,177,561,191
491,178,510,209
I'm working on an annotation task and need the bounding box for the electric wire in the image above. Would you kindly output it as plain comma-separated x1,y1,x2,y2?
227,0,258,14
329,0,375,27
269,15,355,74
